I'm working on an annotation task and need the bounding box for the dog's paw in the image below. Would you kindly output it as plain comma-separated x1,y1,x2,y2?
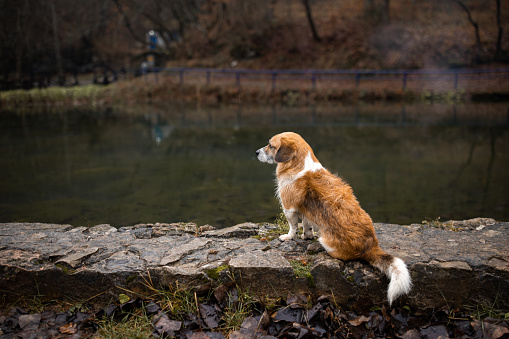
279,233,294,241
301,233,314,240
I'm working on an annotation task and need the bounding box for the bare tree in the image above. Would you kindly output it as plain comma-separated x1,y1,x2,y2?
302,0,321,42
114,0,203,49
113,0,147,46
448,0,482,51
0,0,67,86
50,1,64,84
495,0,504,57
0,0,135,88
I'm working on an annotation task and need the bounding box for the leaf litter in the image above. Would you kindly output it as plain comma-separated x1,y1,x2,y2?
1,283,508,338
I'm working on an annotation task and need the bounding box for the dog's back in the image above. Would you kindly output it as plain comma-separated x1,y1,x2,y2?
286,168,380,261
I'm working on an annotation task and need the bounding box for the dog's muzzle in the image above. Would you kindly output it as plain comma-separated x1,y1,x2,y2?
256,148,274,164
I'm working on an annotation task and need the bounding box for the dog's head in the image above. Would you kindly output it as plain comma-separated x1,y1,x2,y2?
256,132,305,164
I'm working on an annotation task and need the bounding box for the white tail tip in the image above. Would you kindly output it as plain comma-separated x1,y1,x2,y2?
387,257,412,306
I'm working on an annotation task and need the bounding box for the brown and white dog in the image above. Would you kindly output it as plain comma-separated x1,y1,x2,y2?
256,132,411,305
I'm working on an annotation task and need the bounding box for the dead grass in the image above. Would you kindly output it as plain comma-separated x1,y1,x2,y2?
96,307,154,339
1,68,507,108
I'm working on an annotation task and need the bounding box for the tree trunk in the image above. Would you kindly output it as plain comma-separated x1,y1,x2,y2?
449,0,482,51
495,0,503,57
50,1,64,85
15,5,22,83
364,0,375,17
302,0,321,42
383,0,390,22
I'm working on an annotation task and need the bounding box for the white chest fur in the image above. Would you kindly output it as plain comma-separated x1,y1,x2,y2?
276,152,323,206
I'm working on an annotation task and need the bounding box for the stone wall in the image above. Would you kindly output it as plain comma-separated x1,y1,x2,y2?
1,218,508,312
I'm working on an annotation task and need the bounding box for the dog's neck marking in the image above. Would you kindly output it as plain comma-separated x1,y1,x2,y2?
296,152,323,179
277,152,323,204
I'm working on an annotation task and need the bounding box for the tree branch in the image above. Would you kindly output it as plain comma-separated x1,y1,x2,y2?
449,0,481,49
302,0,321,42
113,0,147,46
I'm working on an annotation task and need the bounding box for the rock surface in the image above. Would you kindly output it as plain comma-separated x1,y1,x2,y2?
1,218,508,312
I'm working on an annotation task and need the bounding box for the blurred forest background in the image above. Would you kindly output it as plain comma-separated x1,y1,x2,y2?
1,0,508,90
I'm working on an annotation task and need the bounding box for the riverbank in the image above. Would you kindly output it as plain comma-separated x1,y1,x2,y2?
1,74,509,109
1,218,508,337
1,218,508,306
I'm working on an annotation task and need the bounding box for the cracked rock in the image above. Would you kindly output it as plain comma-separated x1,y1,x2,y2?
0,219,507,311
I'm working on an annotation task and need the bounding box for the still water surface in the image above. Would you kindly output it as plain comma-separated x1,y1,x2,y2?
1,103,508,228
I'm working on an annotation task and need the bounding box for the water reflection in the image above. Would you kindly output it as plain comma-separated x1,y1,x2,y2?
162,104,509,128
145,113,174,144
0,103,508,228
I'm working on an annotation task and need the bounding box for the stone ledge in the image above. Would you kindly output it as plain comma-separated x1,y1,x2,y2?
1,219,508,312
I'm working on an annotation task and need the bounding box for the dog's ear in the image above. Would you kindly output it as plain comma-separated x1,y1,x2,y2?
275,140,296,162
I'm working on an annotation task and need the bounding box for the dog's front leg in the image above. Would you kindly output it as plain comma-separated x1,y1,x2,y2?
280,208,298,241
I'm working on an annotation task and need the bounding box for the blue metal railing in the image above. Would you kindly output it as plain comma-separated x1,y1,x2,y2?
142,67,509,91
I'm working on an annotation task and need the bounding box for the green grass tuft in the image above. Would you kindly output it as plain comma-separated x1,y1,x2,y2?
289,259,315,287
96,306,154,339
421,217,461,232
219,288,258,336
254,211,292,242
206,264,230,280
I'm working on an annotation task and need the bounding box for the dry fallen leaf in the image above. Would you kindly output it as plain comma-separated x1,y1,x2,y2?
348,315,371,327
59,323,77,334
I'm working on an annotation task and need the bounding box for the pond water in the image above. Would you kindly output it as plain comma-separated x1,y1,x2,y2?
1,103,508,228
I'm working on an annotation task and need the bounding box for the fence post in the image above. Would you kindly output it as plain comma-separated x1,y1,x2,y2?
142,66,147,81
179,69,184,85
402,72,408,90
454,72,459,90
312,73,316,90
355,73,360,87
206,71,211,85
272,72,277,90
236,72,241,87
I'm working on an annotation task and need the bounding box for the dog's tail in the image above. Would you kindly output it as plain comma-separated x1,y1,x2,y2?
367,247,412,306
